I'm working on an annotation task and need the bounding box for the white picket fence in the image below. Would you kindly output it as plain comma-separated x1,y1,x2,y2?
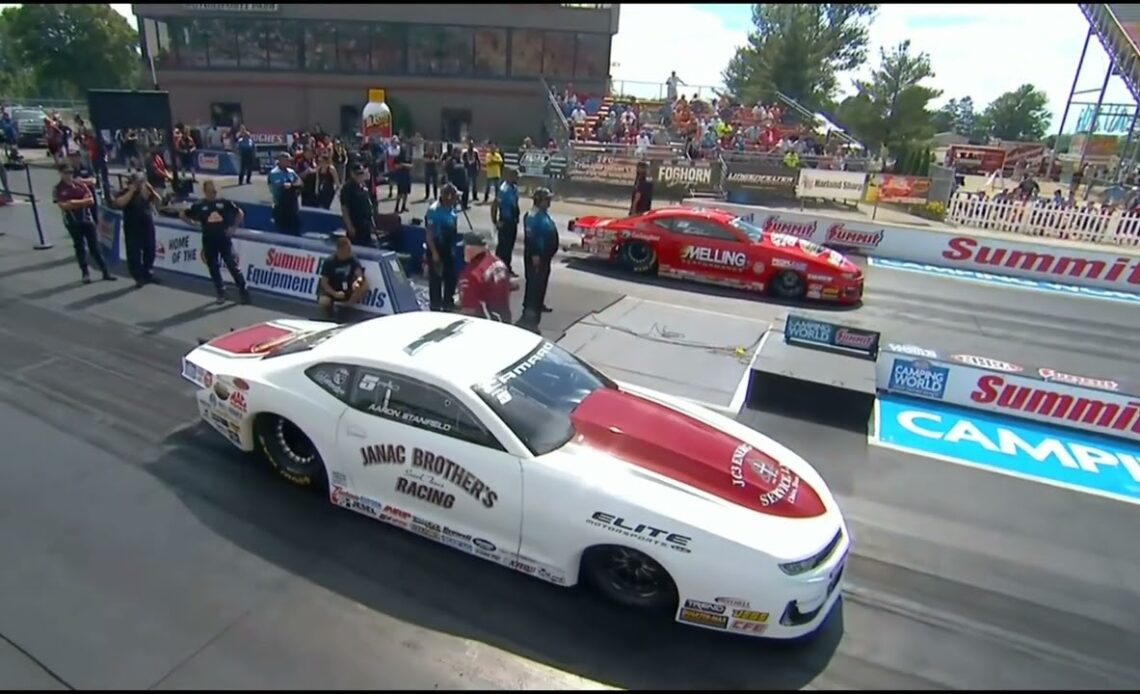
946,197,1140,248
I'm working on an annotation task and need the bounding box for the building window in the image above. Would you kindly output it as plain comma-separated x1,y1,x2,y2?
171,19,210,68
574,33,608,79
473,28,507,77
207,19,240,69
337,22,371,73
237,21,270,70
305,21,339,72
268,21,300,70
542,31,575,79
408,26,472,76
510,29,543,78
370,23,406,74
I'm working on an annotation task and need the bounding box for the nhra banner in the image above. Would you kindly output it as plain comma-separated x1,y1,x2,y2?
796,169,867,203
722,159,799,196
501,149,568,180
866,174,931,205
784,314,881,360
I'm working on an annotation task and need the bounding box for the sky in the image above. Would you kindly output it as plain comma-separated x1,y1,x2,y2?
7,3,1136,135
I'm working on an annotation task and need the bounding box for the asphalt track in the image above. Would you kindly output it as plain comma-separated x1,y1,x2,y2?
1,168,1139,689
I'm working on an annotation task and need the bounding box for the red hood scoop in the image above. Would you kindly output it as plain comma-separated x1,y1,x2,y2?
207,323,297,355
570,389,826,518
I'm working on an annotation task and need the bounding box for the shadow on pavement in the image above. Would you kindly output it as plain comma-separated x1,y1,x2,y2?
147,424,843,691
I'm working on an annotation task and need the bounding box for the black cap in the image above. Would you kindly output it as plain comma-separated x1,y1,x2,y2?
349,164,365,175
463,232,487,247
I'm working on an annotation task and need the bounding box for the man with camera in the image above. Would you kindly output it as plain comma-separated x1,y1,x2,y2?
180,179,251,305
424,183,461,312
491,167,520,277
113,172,160,288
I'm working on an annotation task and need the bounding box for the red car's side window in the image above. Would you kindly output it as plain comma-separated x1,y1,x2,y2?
664,217,742,242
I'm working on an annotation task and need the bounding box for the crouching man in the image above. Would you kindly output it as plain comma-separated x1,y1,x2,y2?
457,232,512,323
318,235,368,320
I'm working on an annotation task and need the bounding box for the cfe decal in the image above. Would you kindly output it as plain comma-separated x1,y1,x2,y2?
680,245,747,270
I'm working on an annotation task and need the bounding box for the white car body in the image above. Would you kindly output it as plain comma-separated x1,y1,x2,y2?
180,312,850,639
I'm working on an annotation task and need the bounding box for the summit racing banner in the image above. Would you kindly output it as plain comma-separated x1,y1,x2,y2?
722,159,798,196
784,314,880,359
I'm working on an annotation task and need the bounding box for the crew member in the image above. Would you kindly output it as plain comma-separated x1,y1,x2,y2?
446,149,469,210
424,183,460,311
340,165,376,248
630,161,653,215
313,155,339,210
518,187,559,331
113,172,160,287
267,152,302,234
457,232,512,323
181,179,251,305
53,165,115,283
318,235,368,320
491,167,520,276
236,127,256,185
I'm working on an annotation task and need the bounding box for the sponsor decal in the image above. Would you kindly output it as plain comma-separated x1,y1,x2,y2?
213,381,231,400
940,237,1140,287
410,516,441,541
729,620,768,634
731,609,770,623
331,487,383,519
680,245,747,269
1038,368,1120,392
683,599,726,614
472,537,497,552
784,315,880,358
752,261,765,274
771,257,807,271
970,375,1140,435
396,477,455,509
952,354,1023,373
197,152,221,172
679,608,729,629
331,471,348,486
835,328,875,349
785,314,832,345
714,596,751,608
807,273,835,283
361,443,407,466
587,512,692,553
887,343,939,359
537,567,566,585
729,443,802,507
400,447,498,508
821,286,839,298
228,390,248,413
440,534,473,552
509,559,537,574
382,504,413,526
888,359,950,399
826,224,883,249
764,217,817,239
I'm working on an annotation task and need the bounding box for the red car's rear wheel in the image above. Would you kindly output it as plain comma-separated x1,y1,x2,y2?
618,241,658,274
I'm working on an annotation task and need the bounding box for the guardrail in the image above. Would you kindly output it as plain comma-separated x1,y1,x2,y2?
608,79,723,103
946,196,1140,248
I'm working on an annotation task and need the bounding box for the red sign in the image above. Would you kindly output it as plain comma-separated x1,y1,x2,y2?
873,174,931,204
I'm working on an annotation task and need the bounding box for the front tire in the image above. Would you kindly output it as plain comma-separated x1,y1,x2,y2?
581,545,678,613
255,414,328,491
770,269,807,300
618,241,658,274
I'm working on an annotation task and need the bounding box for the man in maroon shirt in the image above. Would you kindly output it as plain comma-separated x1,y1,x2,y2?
457,232,511,323
52,165,115,283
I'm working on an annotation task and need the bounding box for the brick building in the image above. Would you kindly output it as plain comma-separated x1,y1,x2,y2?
132,3,619,143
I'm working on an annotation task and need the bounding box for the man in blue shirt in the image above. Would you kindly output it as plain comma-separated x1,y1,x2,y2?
267,152,302,234
491,168,520,277
424,183,460,311
235,126,256,185
518,187,559,331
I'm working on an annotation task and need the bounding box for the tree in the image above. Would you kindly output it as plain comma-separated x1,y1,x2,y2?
932,97,985,139
722,4,878,112
1,4,141,99
0,13,38,98
982,84,1051,142
835,40,942,155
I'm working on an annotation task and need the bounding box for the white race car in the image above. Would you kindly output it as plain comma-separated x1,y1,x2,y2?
181,312,849,639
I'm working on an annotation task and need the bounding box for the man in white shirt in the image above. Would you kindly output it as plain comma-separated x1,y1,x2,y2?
666,71,684,101
571,105,588,126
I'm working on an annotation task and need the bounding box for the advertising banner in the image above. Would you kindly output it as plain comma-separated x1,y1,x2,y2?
784,314,881,360
502,148,566,180
796,169,867,202
722,159,798,196
651,159,724,190
567,152,641,186
876,345,1140,442
867,174,931,205
680,198,1140,295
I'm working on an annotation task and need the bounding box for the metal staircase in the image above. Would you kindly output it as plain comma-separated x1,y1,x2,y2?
773,91,863,148
1078,4,1140,105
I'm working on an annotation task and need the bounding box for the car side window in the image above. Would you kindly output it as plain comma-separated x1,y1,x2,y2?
349,369,505,451
305,363,357,402
663,217,739,241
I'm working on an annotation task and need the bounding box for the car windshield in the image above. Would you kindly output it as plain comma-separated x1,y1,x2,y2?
260,324,351,359
12,109,45,121
729,217,765,242
473,340,616,456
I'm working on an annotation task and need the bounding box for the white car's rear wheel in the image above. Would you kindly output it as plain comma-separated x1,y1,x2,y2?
582,545,678,613
255,414,328,491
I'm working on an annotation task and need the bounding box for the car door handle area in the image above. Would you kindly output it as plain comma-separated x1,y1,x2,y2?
346,426,367,439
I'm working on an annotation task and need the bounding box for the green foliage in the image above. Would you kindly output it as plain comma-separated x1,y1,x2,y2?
722,4,878,111
1,4,141,99
982,83,1051,142
932,96,988,140
835,40,941,156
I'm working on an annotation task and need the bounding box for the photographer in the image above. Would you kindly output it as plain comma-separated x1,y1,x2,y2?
491,167,520,276
181,179,251,305
317,236,368,320
339,165,376,248
424,183,460,311
113,172,160,287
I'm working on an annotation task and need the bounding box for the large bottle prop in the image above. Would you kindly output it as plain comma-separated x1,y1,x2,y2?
362,88,392,140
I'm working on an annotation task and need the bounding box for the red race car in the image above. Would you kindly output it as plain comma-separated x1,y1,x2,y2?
570,206,864,304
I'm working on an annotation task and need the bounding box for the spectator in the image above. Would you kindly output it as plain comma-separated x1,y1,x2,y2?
666,71,685,102
483,142,504,203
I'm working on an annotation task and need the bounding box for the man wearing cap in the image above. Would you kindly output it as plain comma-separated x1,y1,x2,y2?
340,164,376,248
457,232,512,323
317,235,369,320
268,151,302,234
424,183,460,311
518,187,559,330
52,165,116,284
491,167,520,277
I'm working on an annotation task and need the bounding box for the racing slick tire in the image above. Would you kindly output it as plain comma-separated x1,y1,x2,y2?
255,414,329,491
770,269,807,300
618,241,658,274
581,544,678,614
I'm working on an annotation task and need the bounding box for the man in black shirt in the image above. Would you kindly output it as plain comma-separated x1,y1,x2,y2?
180,179,251,305
339,165,376,248
317,236,368,320
630,161,653,215
393,143,412,214
462,141,481,204
113,172,160,287
447,150,469,210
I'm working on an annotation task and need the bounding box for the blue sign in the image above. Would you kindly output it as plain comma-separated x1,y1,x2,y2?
1075,104,1135,135
876,396,1140,506
886,358,949,399
784,313,880,359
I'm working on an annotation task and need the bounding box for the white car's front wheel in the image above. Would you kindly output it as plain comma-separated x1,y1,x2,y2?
581,545,678,613
255,414,329,491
